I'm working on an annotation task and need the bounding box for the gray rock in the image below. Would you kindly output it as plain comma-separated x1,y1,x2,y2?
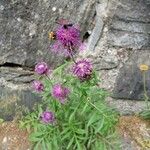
0,84,41,121
0,67,34,83
86,2,105,51
0,0,96,67
113,50,150,100
108,0,150,49
106,97,149,115
0,67,41,121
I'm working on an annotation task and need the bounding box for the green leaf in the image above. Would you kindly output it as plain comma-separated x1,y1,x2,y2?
139,110,150,119
45,140,53,150
29,132,44,142
33,141,41,150
87,113,98,127
53,135,59,149
67,137,74,149
95,117,104,133
61,131,71,141
75,129,86,135
41,140,47,150
81,101,88,114
76,139,82,150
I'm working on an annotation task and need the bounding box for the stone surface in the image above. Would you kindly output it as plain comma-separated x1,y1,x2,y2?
113,50,150,100
0,0,96,67
0,81,41,121
108,0,150,49
0,67,34,83
106,97,149,115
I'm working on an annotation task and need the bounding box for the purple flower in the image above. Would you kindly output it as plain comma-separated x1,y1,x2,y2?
40,111,55,124
73,59,93,81
56,25,81,48
32,80,44,92
50,24,82,56
35,62,48,75
52,84,70,104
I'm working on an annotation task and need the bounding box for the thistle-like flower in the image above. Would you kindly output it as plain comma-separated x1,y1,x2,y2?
40,111,55,124
52,84,70,104
35,62,49,75
73,59,93,81
32,80,44,92
50,21,82,56
56,25,81,48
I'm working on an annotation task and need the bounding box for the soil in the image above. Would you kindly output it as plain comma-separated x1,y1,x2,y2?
0,116,149,150
118,116,150,150
0,122,31,150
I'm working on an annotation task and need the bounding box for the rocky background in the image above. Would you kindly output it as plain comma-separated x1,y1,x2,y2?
0,0,150,120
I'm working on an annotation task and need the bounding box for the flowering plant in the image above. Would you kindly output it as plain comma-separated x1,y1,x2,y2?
20,20,119,150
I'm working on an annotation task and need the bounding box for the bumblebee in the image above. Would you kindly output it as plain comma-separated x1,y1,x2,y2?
56,19,73,29
48,31,56,40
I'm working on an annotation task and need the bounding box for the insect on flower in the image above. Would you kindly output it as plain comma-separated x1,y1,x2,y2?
48,31,56,40
56,19,73,29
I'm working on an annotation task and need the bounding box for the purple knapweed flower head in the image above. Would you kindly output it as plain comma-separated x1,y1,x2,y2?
35,62,48,75
52,84,70,104
73,59,93,81
50,20,83,56
32,80,44,92
56,25,81,48
40,111,55,124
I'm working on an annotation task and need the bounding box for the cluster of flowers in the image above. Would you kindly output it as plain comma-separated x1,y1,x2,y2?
32,21,93,124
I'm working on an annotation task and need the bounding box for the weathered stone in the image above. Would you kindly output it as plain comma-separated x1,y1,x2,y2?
0,67,34,83
86,2,105,51
0,81,41,121
113,50,150,100
0,0,96,67
108,0,150,49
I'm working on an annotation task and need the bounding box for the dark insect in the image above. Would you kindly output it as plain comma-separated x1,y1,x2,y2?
56,19,73,29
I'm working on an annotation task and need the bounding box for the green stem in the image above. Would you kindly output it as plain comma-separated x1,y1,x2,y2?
69,45,76,64
45,75,53,85
143,72,149,109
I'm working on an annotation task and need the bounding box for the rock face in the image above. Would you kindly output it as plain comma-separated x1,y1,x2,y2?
108,0,150,49
0,0,150,120
0,0,96,67
113,50,150,100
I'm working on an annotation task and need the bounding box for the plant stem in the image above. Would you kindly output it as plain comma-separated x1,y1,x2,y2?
143,72,149,109
45,75,53,85
68,46,76,64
